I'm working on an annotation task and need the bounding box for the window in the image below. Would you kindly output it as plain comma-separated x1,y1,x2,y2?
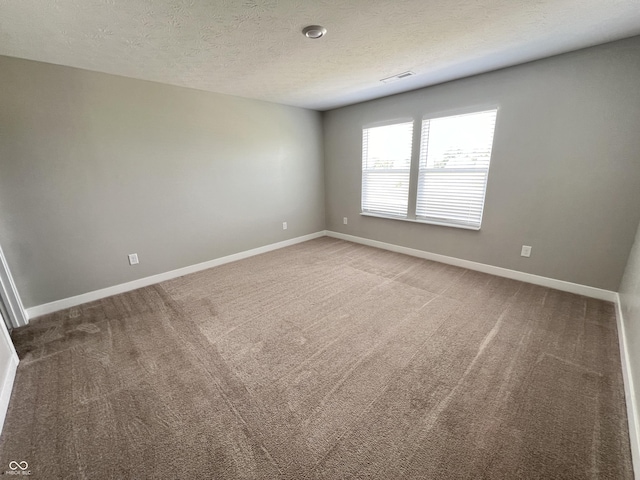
361,121,413,217
417,110,497,229
361,109,497,230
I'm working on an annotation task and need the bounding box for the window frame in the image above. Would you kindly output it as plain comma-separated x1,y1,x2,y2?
360,106,499,231
360,119,415,219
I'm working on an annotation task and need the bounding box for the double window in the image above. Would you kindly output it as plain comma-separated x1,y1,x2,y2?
361,109,498,230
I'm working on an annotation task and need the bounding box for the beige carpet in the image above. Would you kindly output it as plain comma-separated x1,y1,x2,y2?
0,237,633,479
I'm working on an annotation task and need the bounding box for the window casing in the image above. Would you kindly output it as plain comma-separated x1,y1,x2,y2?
361,109,498,230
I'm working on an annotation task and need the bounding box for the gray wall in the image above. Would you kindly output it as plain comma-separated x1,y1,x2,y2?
3,36,640,309
620,218,640,435
0,56,325,308
323,36,640,291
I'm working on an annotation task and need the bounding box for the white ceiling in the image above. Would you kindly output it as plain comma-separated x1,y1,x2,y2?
1,0,639,111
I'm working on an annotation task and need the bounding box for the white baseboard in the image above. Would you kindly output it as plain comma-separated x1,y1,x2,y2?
23,229,617,317
26,231,327,319
0,353,18,435
326,231,616,302
615,294,640,479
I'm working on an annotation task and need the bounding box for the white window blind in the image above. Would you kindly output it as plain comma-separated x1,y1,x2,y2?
416,109,497,229
361,121,413,217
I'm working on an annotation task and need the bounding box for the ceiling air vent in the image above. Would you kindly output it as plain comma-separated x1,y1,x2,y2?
380,71,415,83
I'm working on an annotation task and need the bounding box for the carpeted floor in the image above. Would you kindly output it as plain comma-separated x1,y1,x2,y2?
0,237,633,479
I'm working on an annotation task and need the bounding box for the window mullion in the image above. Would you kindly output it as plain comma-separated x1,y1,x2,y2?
406,118,421,220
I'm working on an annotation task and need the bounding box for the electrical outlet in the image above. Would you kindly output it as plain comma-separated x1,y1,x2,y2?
128,253,139,265
520,245,532,258
343,217,348,225
282,222,287,230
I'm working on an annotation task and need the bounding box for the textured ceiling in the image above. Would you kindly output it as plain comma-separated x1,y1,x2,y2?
1,0,640,110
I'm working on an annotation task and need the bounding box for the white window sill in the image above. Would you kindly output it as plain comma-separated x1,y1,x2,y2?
360,212,481,231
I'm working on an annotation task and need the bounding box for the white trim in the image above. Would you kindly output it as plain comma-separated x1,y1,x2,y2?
326,231,616,301
26,231,327,319
360,212,480,231
24,229,617,315
0,244,28,328
615,294,640,478
0,311,18,434
0,354,18,435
